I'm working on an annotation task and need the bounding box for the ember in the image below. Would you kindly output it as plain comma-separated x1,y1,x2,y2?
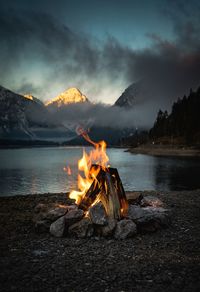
68,127,128,219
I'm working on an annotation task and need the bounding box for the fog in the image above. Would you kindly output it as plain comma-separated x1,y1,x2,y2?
52,102,157,130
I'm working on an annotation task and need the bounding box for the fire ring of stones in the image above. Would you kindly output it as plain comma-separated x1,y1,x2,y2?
33,194,171,240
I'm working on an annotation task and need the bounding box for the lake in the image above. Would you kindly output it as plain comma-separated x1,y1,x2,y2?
0,147,200,196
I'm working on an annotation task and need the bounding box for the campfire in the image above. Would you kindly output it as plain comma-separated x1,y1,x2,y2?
33,128,171,239
68,127,128,220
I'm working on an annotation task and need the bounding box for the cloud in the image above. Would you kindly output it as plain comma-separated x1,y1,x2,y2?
51,102,156,130
0,3,200,127
0,9,130,104
16,81,41,96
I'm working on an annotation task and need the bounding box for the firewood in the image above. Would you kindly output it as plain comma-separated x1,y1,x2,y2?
104,170,121,219
109,168,128,217
78,165,128,220
78,167,105,211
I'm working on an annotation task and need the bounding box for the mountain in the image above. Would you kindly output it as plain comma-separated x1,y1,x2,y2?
0,84,136,145
115,81,144,107
114,79,170,128
45,87,89,109
24,94,44,106
0,85,32,139
115,79,161,109
0,85,73,141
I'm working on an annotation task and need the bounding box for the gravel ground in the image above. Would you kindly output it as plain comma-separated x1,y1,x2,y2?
0,190,200,292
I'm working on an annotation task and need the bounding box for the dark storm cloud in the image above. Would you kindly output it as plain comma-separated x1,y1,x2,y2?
0,2,200,128
0,10,78,68
129,30,200,101
0,9,129,101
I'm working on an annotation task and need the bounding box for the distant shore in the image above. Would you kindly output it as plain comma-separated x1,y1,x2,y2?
0,138,125,149
127,145,200,157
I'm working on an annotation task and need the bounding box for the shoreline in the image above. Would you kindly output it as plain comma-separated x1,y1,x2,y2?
0,144,125,150
127,145,200,157
0,190,200,291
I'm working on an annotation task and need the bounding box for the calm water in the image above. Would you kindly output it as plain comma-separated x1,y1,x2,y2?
0,147,200,196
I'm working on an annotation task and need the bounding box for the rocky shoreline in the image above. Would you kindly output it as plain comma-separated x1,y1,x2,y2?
0,190,200,291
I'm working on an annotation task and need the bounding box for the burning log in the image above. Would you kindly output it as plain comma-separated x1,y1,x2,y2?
78,165,128,220
106,168,128,219
78,165,105,211
68,128,128,220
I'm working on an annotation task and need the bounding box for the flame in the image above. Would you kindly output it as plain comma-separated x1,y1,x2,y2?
68,128,109,204
63,166,72,175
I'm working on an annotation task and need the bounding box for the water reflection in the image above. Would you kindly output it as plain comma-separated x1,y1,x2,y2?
153,156,200,191
0,147,200,196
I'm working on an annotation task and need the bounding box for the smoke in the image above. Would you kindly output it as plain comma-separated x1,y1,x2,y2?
0,1,200,127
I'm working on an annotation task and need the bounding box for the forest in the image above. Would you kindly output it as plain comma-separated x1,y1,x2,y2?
122,87,200,147
149,87,200,146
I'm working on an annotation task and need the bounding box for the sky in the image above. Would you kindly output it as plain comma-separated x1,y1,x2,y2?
0,0,200,109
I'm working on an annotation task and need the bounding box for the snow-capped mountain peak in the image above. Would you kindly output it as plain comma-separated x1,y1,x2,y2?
45,87,89,107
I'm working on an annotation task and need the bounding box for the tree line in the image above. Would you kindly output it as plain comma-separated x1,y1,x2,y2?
149,87,200,145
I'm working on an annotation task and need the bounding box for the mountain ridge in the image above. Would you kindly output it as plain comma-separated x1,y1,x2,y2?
45,87,89,108
0,85,73,141
0,84,136,145
115,79,150,108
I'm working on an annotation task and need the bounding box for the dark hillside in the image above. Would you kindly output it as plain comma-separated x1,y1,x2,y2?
149,87,200,146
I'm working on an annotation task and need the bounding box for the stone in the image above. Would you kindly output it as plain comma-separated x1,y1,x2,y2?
134,206,171,233
68,217,94,238
129,194,144,205
34,203,48,213
143,206,168,213
140,195,164,208
65,209,84,226
66,204,78,211
100,218,117,237
45,206,68,221
126,205,146,220
50,216,66,237
126,204,171,233
126,191,143,201
35,219,51,233
33,204,68,224
114,219,137,239
32,250,49,256
88,202,108,226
